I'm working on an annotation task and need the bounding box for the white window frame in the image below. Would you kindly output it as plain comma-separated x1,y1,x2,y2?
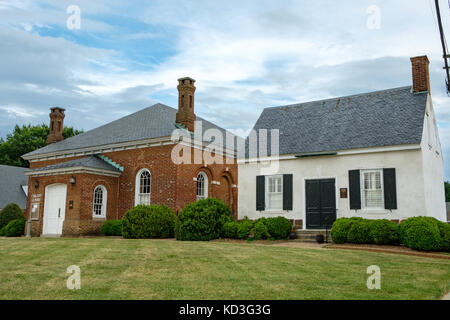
360,169,384,210
196,171,209,201
135,168,151,206
265,175,283,211
93,185,107,218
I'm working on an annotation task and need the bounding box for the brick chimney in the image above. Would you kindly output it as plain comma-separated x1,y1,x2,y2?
46,107,65,145
176,77,196,132
410,56,430,93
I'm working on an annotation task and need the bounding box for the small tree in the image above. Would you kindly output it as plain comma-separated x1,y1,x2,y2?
0,203,25,229
0,124,83,168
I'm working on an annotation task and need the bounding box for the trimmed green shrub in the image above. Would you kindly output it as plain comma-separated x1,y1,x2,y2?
262,217,292,240
0,226,5,236
347,219,373,244
122,205,176,239
369,220,399,245
0,203,25,229
437,221,450,252
250,221,270,240
237,218,254,240
101,220,123,237
222,221,239,239
175,198,233,241
331,217,365,244
399,217,442,251
2,219,26,237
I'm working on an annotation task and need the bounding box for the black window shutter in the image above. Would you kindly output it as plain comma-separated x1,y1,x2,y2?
283,174,293,211
256,176,265,211
349,170,361,210
383,168,397,210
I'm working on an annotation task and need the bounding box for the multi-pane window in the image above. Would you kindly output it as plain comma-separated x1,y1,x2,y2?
137,169,151,205
93,185,107,218
196,172,208,201
266,175,283,210
361,170,384,209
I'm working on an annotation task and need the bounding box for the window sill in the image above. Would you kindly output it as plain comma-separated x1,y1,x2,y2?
359,209,392,214
261,210,288,214
93,217,107,220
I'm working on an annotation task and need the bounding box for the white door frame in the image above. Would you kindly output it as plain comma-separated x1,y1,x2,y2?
43,183,67,236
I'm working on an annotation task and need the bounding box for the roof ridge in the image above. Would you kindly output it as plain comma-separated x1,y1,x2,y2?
265,86,415,110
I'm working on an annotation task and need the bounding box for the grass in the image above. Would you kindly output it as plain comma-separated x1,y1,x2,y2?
0,238,449,300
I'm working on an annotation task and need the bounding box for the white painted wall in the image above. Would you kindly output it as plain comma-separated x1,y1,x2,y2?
238,148,431,227
420,95,447,221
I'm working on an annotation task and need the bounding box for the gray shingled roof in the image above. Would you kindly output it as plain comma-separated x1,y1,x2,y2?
29,155,122,174
0,165,28,210
24,103,241,158
246,86,427,156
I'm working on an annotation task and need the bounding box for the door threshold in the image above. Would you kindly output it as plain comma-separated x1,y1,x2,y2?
40,234,62,238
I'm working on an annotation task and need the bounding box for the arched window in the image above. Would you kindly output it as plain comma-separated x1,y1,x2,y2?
196,172,208,201
93,185,107,218
135,169,151,205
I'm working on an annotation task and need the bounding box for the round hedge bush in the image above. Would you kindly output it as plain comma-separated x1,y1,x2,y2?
369,219,399,245
347,219,373,244
237,218,254,240
250,220,270,240
0,203,25,229
222,221,239,239
399,217,442,251
122,205,176,239
101,220,123,237
2,219,26,237
437,221,450,252
262,217,292,240
331,217,365,244
175,198,233,241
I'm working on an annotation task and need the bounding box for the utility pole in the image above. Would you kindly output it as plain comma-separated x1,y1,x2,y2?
435,0,450,94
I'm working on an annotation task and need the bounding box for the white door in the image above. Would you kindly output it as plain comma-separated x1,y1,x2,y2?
43,184,67,236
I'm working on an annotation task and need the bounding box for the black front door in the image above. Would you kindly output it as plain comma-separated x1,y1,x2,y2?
306,179,336,229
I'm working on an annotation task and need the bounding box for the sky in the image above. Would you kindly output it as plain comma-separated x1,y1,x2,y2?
0,0,449,179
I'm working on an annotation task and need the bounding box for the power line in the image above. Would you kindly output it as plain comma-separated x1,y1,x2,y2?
435,0,450,95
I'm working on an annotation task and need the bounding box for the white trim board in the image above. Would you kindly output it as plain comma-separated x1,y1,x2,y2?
25,166,122,178
238,144,421,164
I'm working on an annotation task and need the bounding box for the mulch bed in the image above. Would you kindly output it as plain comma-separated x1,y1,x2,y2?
325,243,450,260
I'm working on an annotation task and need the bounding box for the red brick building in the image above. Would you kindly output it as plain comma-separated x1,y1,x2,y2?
23,78,240,237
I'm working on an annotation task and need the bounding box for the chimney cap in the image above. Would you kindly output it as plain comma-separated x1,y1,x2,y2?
50,106,66,112
178,77,196,84
410,55,429,63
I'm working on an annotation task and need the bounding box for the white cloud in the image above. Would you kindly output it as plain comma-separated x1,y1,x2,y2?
0,0,450,178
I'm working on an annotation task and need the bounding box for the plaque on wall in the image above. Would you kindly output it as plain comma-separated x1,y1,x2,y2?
31,203,40,220
340,188,348,199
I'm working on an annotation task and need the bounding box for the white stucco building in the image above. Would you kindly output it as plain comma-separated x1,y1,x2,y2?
238,56,446,229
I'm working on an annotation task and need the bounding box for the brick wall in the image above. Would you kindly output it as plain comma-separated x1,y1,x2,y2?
26,143,238,236
26,173,119,237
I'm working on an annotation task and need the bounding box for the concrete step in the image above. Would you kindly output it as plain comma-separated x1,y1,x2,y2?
294,230,331,243
291,238,318,243
295,230,331,236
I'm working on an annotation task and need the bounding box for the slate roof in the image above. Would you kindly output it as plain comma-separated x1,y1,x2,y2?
0,165,28,210
24,103,241,158
29,155,122,174
246,86,428,156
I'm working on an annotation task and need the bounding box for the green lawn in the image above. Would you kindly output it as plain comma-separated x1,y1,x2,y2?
0,238,449,300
